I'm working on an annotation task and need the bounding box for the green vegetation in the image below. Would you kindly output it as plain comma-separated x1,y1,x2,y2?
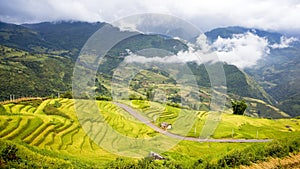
1,21,300,168
231,99,247,115
0,98,300,168
0,45,73,100
215,136,300,168
0,21,278,115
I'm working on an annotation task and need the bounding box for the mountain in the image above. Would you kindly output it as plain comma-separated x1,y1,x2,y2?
0,22,53,52
247,42,300,117
0,21,189,99
205,26,282,44
206,26,300,116
22,21,105,58
0,45,73,100
0,21,291,117
0,21,105,59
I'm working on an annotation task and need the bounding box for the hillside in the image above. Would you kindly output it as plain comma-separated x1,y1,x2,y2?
0,21,104,58
0,21,279,115
0,45,73,100
247,42,300,117
0,98,300,168
205,26,300,116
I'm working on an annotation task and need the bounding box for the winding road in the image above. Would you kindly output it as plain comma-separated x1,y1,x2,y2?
114,102,272,143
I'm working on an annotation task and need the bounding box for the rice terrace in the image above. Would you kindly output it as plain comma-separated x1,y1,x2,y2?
1,1,300,168
1,97,300,168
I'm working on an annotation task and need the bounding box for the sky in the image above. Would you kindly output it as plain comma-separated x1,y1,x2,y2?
1,0,300,32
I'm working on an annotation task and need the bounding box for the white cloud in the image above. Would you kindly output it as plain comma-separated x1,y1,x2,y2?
270,36,298,49
124,41,216,65
125,32,299,69
124,50,206,65
212,32,270,68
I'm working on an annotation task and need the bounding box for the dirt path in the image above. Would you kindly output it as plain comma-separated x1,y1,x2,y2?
114,102,272,143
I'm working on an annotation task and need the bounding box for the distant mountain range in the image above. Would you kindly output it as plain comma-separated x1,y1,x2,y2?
204,26,300,117
0,21,299,117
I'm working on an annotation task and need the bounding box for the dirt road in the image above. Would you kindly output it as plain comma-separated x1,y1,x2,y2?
114,102,272,143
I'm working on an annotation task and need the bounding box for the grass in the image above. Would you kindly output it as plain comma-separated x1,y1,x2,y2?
0,98,300,168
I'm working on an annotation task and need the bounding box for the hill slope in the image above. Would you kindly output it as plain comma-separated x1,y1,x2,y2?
0,45,73,100
205,26,300,116
0,21,295,117
0,99,300,168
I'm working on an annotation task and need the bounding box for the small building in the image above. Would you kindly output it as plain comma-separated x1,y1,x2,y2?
149,151,165,160
160,122,172,130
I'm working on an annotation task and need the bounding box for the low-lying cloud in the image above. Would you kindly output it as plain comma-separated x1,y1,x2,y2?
212,32,270,68
270,36,298,49
124,32,298,69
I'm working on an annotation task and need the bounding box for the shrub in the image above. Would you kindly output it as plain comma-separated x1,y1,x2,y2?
60,92,73,99
106,158,136,168
96,95,112,101
231,99,247,115
215,137,300,168
1,144,19,162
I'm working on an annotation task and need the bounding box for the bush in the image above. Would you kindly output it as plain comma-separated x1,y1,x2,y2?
217,151,251,168
265,141,289,158
231,99,247,115
60,92,73,99
166,102,181,108
129,94,144,100
106,158,136,168
1,144,19,162
215,137,300,168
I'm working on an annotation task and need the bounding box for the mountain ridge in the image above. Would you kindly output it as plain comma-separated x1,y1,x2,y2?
0,21,298,116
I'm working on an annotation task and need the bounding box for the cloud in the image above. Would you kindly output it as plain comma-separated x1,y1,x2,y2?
124,32,271,69
124,49,209,65
212,32,270,68
270,36,298,49
124,32,299,69
1,0,300,32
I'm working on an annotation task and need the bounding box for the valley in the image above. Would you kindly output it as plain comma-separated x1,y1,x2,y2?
0,20,300,168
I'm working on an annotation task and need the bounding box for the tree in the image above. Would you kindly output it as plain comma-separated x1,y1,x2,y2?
60,91,73,99
231,99,247,115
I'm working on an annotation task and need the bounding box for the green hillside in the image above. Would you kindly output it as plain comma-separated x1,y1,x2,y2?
1,21,298,117
0,45,73,100
246,44,300,117
0,22,280,111
205,26,300,116
1,98,300,168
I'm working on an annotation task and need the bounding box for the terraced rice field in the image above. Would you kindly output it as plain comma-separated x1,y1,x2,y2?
0,99,129,162
120,99,300,139
0,99,169,162
1,98,300,167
